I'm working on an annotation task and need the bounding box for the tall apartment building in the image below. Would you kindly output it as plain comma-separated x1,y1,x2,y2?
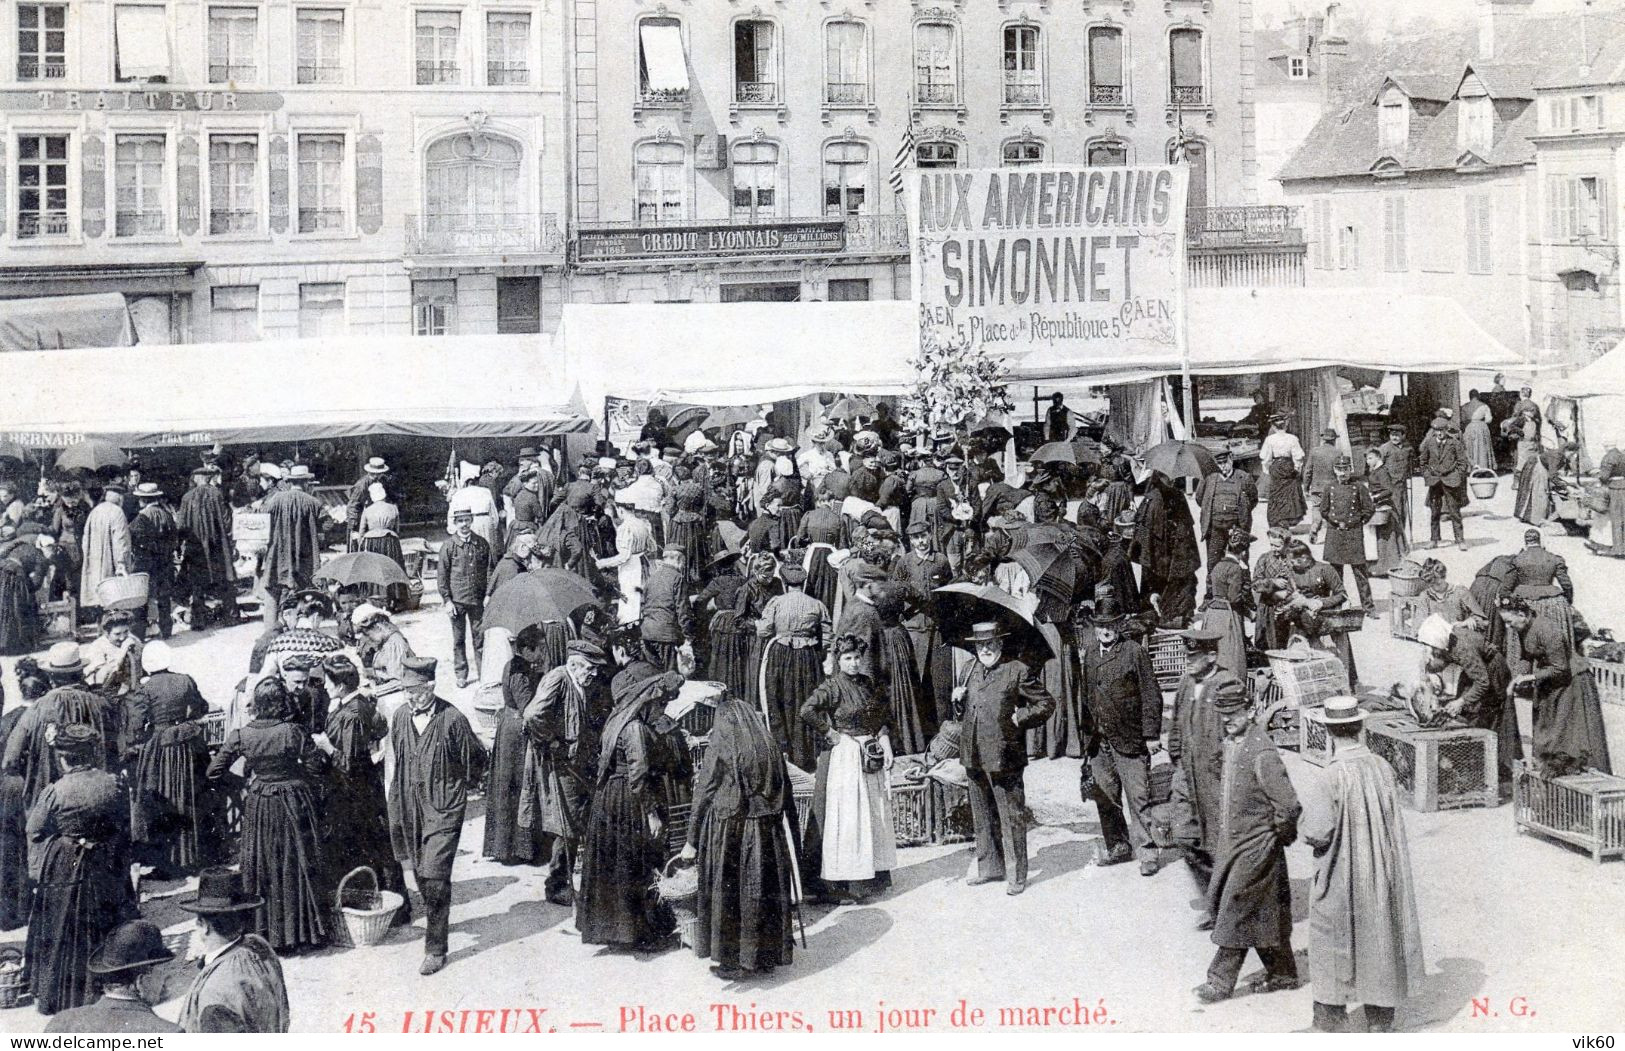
568,0,1266,305
0,0,569,342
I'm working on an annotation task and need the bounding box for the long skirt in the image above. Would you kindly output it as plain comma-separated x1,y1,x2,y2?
708,611,751,704
1198,603,1249,682
358,533,409,611
1514,457,1552,525
761,643,824,771
483,706,540,862
907,621,957,728
1533,670,1613,775
879,626,931,756
805,547,838,614
1031,627,1086,759
325,772,410,924
693,810,795,972
0,774,26,930
1465,421,1495,471
241,779,329,952
576,776,667,947
809,737,896,886
1265,466,1306,528
25,837,135,1015
669,516,707,590
0,564,37,656
1370,516,1409,578
131,725,209,874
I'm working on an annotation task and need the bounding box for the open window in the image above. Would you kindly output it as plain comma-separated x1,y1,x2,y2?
734,19,777,105
638,18,689,104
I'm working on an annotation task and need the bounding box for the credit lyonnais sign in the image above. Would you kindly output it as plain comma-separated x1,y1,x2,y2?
908,165,1187,358
576,220,845,263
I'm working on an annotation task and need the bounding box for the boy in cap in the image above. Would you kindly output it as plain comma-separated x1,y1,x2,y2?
1319,454,1377,616
438,508,490,687
387,657,487,975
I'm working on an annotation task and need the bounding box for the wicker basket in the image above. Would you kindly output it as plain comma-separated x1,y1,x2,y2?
0,947,26,1009
1148,630,1188,691
1389,562,1425,598
1513,761,1625,863
1468,469,1499,501
1366,715,1498,812
1265,639,1349,709
96,571,150,611
333,866,403,949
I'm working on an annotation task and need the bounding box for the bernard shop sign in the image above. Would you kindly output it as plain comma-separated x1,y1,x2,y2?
576,220,845,263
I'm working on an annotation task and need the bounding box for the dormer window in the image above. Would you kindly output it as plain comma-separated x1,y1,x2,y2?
1460,95,1492,154
1379,87,1408,153
1289,57,1307,79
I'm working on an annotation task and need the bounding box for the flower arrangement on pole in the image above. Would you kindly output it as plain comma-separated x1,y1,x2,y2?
902,325,1015,440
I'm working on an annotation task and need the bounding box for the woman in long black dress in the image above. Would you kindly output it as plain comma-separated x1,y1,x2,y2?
576,670,684,950
679,697,797,979
698,546,747,695
207,678,329,953
0,527,41,655
321,655,409,922
734,554,784,712
24,723,136,1015
0,659,45,931
357,482,408,611
871,583,931,755
483,624,552,863
127,642,211,876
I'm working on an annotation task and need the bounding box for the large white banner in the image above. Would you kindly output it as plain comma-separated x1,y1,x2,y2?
909,165,1188,365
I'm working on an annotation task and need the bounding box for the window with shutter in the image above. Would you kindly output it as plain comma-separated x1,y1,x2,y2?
825,21,868,105
1169,29,1203,105
1088,27,1124,105
1383,197,1407,271
915,23,957,106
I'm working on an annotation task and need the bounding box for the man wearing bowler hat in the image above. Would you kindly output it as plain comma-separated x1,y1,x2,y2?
438,508,490,687
1081,595,1165,875
176,867,289,1032
386,656,487,975
259,463,324,624
956,621,1056,896
523,640,612,906
45,921,181,1032
1380,425,1414,543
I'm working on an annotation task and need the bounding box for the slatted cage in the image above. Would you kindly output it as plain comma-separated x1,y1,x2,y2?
1365,717,1497,812
1513,762,1625,864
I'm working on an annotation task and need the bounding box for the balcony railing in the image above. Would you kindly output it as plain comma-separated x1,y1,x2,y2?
638,86,688,107
826,81,867,105
298,208,347,234
416,61,459,85
18,59,65,80
405,211,566,258
487,62,529,85
1171,84,1206,106
17,211,69,239
915,82,957,105
209,208,259,235
1185,205,1304,248
735,81,778,104
1003,76,1042,105
209,62,256,83
1090,83,1125,105
297,64,342,84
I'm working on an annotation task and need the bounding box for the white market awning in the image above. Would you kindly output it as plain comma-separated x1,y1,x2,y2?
114,4,173,81
0,293,135,352
638,23,689,92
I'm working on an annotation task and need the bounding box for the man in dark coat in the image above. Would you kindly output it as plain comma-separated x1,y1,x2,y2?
639,547,694,670
437,509,490,687
127,482,178,641
45,921,180,1033
1136,472,1201,627
1418,419,1468,551
1100,513,1143,615
1320,455,1377,615
1380,425,1414,543
177,466,237,629
957,621,1056,895
1304,429,1341,543
1081,597,1165,875
1197,450,1257,597
893,521,955,724
176,868,289,1032
386,657,487,976
522,641,611,905
1166,627,1236,909
258,466,324,619
1193,680,1301,1003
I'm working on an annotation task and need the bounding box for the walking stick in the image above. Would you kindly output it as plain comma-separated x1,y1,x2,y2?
758,636,809,949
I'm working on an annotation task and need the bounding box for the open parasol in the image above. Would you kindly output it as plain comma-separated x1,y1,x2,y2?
1029,441,1100,468
265,627,345,662
0,441,26,463
1012,537,1080,611
315,551,409,588
55,439,128,473
931,582,1056,663
482,569,600,635
824,396,877,421
1142,440,1218,481
701,405,761,431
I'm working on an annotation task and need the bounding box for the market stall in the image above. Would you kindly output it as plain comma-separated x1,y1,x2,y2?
1547,343,1625,550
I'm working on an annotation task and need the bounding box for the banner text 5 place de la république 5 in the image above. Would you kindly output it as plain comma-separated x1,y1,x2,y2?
907,165,1188,365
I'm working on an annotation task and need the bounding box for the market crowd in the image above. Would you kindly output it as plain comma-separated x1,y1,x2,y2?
0,388,1613,1033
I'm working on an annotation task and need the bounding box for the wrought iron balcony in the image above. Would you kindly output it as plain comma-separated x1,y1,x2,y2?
1090,83,1125,105
638,86,688,107
405,211,566,259
1171,84,1206,106
826,81,867,105
18,60,66,80
17,211,69,239
1003,75,1043,105
1185,205,1303,248
487,63,529,85
915,82,958,106
735,80,778,104
416,61,459,85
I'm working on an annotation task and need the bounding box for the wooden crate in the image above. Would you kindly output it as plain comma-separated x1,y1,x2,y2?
201,710,227,749
1513,762,1625,864
1148,630,1188,691
1266,646,1348,709
1589,657,1625,707
1298,706,1335,767
1389,594,1429,643
891,782,930,846
663,803,691,858
1365,715,1497,812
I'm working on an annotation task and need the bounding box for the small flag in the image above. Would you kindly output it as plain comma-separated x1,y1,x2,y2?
890,117,918,198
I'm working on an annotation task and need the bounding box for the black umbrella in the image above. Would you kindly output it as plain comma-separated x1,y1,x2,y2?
55,439,128,474
1142,440,1218,481
483,569,599,634
1029,441,1088,467
315,551,409,588
931,582,1056,663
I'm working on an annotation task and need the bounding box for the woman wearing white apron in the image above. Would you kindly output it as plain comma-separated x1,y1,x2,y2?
598,506,656,625
798,634,896,904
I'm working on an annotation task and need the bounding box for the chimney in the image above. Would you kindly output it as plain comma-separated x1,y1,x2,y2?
1477,0,1535,60
1307,14,1325,54
1320,4,1348,109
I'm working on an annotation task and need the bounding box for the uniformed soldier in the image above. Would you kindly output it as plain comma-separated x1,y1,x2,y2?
1199,450,1258,598
1319,456,1377,616
1380,425,1413,543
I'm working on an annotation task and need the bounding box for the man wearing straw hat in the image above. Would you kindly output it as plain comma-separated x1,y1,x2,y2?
1193,680,1301,1004
44,920,180,1032
176,867,289,1032
79,482,131,622
344,456,391,545
127,481,178,642
956,620,1056,896
1301,696,1425,1033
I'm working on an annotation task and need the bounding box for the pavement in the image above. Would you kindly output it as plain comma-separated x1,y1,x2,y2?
3,473,1625,1034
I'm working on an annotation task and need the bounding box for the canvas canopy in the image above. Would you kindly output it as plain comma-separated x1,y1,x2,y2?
1547,340,1625,466
0,335,589,448
0,293,135,352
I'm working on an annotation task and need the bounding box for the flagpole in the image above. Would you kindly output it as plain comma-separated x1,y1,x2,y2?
1173,102,1195,440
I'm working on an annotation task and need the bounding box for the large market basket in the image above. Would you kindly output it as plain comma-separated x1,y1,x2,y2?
333,866,403,948
96,572,149,611
656,857,699,948
0,947,25,1009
